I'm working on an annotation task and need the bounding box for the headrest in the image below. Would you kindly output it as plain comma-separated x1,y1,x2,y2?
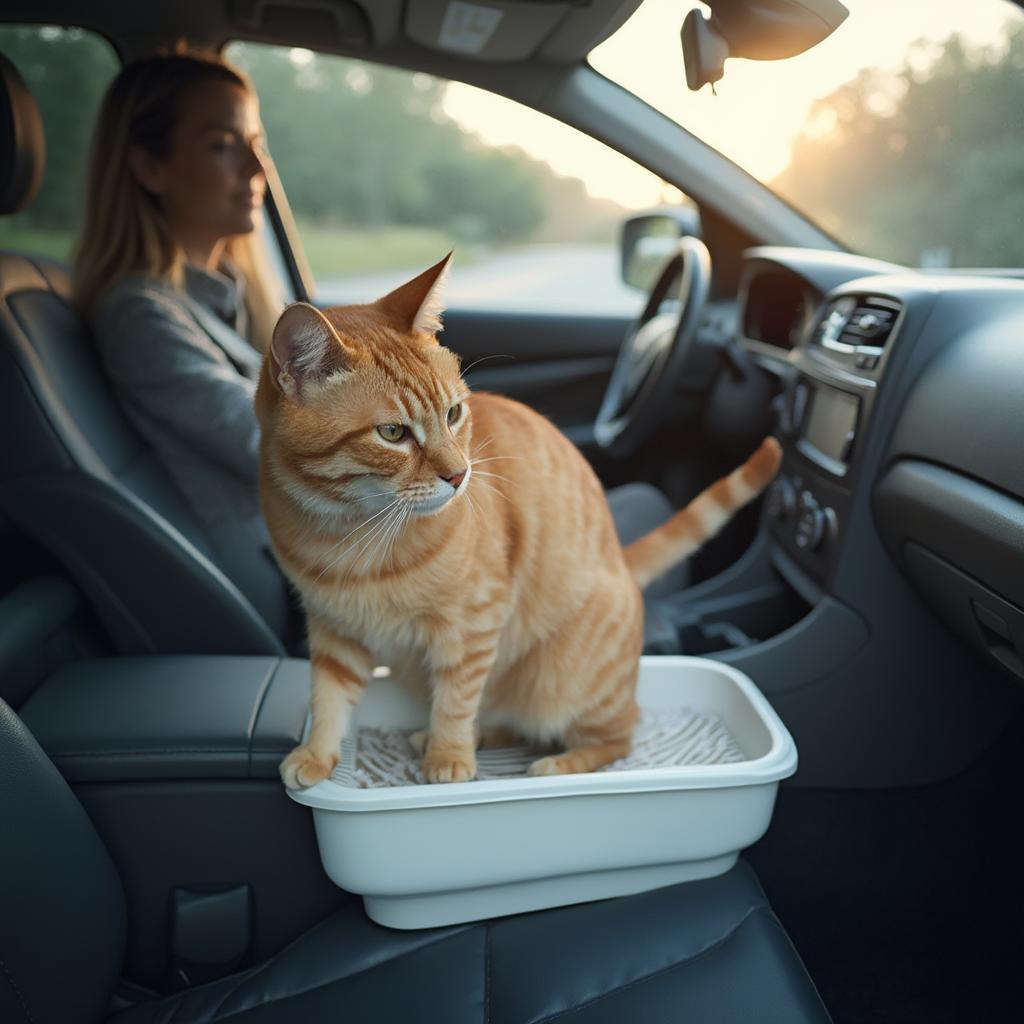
0,53,45,215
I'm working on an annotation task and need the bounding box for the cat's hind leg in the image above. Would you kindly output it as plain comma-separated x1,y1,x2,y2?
499,578,643,777
526,691,639,777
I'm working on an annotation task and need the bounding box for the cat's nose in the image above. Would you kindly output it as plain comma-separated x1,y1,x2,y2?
442,469,467,488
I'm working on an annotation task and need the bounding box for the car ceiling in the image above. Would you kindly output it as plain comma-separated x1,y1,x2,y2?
7,1,1024,68
1,0,645,65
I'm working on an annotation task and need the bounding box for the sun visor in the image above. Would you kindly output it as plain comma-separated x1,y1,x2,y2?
405,0,644,63
406,0,567,61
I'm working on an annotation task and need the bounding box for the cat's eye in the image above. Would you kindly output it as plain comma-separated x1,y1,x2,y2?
377,424,407,443
447,404,463,425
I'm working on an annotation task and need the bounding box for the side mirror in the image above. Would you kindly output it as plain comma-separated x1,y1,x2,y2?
621,208,701,291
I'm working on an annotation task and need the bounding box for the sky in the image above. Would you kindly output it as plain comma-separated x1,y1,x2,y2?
442,0,1020,209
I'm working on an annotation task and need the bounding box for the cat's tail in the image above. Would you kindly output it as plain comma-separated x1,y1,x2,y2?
623,437,783,591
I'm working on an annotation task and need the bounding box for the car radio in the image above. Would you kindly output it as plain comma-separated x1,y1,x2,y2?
796,380,859,476
763,292,902,583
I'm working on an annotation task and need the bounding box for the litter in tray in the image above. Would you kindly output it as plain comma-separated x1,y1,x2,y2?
335,706,747,788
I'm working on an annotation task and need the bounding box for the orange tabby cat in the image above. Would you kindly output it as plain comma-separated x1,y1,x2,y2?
255,254,781,788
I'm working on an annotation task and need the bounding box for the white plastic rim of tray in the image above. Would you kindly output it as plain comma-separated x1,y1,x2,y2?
288,656,797,812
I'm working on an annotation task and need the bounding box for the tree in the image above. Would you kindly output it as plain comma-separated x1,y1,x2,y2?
0,30,629,254
773,23,1024,267
0,26,118,241
231,44,618,245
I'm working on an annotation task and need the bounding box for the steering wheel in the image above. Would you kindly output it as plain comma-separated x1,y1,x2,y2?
594,235,711,458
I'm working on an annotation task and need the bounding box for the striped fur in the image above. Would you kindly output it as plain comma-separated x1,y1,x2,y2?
623,436,782,590
256,257,782,788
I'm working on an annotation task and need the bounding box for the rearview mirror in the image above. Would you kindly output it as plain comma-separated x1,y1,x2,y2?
681,0,849,92
621,209,701,291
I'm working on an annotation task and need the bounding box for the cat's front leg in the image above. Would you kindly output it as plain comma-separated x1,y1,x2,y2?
280,622,374,790
421,633,499,783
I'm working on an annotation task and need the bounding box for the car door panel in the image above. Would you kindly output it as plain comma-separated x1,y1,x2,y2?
441,308,629,429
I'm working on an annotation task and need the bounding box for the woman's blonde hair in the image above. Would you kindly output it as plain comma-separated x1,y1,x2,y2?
72,48,282,351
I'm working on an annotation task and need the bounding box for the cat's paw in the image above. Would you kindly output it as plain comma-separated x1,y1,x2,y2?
422,746,477,783
527,754,570,777
280,745,338,790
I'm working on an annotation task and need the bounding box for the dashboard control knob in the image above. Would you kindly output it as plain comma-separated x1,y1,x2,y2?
795,505,837,551
824,506,838,543
765,476,797,520
795,508,824,550
771,393,791,435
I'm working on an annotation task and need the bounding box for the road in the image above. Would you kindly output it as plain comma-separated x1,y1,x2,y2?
316,243,645,317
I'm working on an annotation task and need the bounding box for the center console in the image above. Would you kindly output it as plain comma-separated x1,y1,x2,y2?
671,251,1013,791
765,293,903,586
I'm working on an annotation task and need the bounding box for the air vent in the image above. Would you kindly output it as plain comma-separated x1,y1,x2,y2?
839,297,901,351
815,295,901,355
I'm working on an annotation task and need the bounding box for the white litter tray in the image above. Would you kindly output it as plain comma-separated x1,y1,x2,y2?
288,656,797,929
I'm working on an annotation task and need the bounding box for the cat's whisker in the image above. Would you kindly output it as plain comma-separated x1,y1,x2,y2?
384,504,412,573
472,479,511,503
473,470,514,486
347,490,397,504
339,515,394,585
380,508,401,574
462,487,479,527
351,502,405,576
318,509,399,570
471,456,525,465
369,500,407,575
371,499,410,568
471,436,495,456
315,497,402,579
332,496,401,547
460,353,515,377
382,503,411,573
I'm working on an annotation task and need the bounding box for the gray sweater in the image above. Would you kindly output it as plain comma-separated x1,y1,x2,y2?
92,262,290,636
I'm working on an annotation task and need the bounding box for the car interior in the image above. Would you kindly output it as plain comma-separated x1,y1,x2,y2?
3,1,1024,1022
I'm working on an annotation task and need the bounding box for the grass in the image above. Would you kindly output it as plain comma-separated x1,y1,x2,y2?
296,222,474,279
0,220,471,280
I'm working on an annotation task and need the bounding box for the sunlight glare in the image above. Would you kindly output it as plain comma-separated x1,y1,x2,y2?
443,0,1019,207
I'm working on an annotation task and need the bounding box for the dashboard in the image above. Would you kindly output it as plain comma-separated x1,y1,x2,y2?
732,246,1024,685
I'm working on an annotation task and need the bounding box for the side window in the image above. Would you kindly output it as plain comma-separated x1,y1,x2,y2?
228,42,690,315
0,26,119,262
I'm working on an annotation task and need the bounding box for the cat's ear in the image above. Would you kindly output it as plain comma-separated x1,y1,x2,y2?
269,302,350,400
376,251,452,336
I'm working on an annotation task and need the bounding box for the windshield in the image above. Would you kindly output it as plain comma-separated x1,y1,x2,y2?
591,0,1024,268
